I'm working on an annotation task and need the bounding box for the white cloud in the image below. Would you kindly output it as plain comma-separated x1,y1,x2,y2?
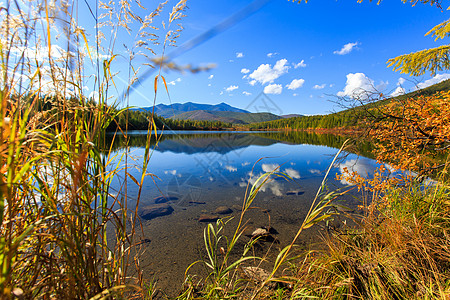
309,169,321,175
241,68,250,74
164,170,177,175
391,77,407,96
313,83,326,90
89,91,99,102
236,52,244,58
264,84,282,94
249,59,290,85
262,163,280,173
242,91,252,96
293,93,298,96
284,168,300,179
416,73,450,90
293,60,306,68
225,165,237,172
220,91,224,95
249,80,257,86
168,78,181,85
334,42,359,55
239,172,283,196
242,161,251,167
225,85,239,92
208,75,214,79
391,86,405,97
267,52,278,57
337,73,377,99
338,158,375,185
286,79,305,90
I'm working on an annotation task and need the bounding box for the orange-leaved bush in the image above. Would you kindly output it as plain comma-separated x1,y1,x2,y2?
367,90,450,175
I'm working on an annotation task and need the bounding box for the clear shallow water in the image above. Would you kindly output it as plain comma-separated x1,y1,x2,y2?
106,131,385,295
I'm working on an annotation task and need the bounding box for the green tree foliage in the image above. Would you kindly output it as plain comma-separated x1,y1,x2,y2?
106,108,233,131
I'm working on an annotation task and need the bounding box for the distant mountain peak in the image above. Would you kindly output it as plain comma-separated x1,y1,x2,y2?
136,101,250,118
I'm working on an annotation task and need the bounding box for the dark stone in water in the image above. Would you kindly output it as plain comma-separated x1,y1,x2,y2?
189,201,206,205
154,196,178,204
286,190,304,196
140,203,174,220
215,206,233,215
136,238,151,245
198,214,220,222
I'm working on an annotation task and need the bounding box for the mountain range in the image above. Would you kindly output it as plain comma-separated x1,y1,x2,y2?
135,102,301,124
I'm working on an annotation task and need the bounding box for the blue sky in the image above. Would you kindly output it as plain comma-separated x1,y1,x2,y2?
85,0,450,115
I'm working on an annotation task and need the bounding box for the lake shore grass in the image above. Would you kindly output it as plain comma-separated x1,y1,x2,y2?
1,0,449,298
174,170,450,299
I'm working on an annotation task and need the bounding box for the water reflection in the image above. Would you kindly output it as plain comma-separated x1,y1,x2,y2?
107,131,379,209
105,130,373,157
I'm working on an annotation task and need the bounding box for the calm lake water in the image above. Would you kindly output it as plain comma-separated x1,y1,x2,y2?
107,130,383,296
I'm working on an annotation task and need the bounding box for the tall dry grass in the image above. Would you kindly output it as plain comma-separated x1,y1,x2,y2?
0,0,186,298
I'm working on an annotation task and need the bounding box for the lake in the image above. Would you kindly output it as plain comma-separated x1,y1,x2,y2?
107,130,382,296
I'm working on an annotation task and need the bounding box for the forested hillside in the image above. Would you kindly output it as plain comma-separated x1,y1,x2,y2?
249,79,450,130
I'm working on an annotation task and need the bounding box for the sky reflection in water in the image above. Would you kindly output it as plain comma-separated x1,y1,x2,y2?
108,131,393,208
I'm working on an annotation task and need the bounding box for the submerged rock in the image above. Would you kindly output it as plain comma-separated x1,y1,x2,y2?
249,226,279,243
198,214,220,222
189,201,206,205
140,203,174,220
215,206,233,215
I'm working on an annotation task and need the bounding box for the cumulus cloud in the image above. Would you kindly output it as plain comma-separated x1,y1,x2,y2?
338,158,375,185
225,165,237,172
309,169,321,175
337,73,377,99
416,73,450,90
313,83,326,90
225,85,239,92
390,77,407,96
241,68,250,74
249,59,290,85
293,60,306,68
334,42,359,55
391,86,406,97
284,168,300,179
208,75,214,79
286,79,305,90
242,91,252,96
168,78,181,85
239,172,283,196
262,163,280,173
249,80,257,86
236,52,244,58
267,52,278,57
264,84,282,94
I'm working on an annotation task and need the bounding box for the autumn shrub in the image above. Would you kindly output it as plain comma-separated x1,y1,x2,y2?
366,90,450,177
